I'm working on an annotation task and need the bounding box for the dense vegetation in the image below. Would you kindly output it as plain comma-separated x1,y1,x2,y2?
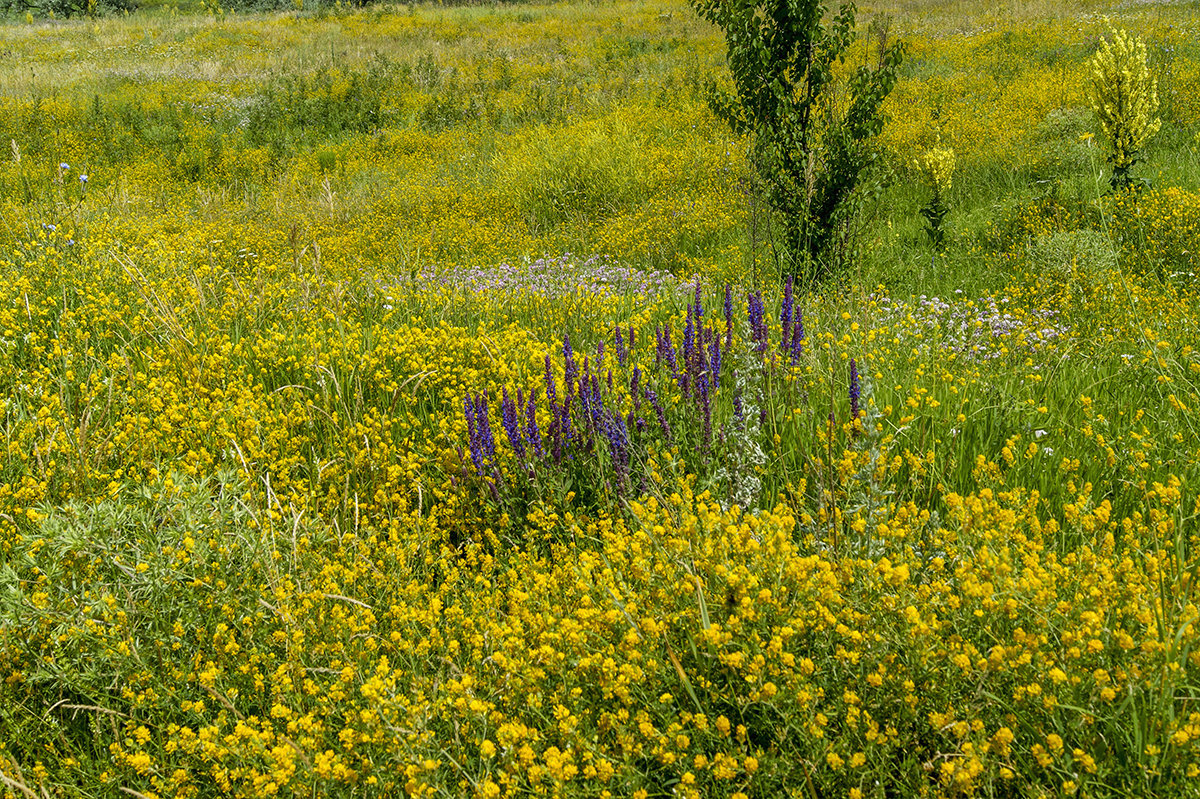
1,0,1199,796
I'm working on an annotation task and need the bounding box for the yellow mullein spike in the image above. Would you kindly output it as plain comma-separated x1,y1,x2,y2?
916,143,956,196
1088,23,1160,182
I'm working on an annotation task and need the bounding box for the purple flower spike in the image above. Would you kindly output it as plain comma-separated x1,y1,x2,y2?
849,358,861,422
659,324,677,375
476,392,496,460
682,316,697,395
464,394,483,474
559,394,574,452
644,387,671,441
684,312,696,365
525,395,542,458
501,387,525,459
549,390,573,464
748,290,768,355
583,373,604,434
602,410,632,494
790,307,805,364
577,374,594,434
563,334,578,390
464,392,496,474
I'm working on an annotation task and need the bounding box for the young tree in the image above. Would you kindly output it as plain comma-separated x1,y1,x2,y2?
693,0,904,284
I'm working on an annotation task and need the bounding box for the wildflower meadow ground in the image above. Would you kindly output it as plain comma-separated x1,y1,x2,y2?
1,0,1200,797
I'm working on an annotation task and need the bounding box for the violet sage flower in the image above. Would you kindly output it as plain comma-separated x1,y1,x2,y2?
563,333,578,390
849,358,861,422
602,410,631,494
748,290,768,355
501,387,525,459
790,308,805,364
464,392,496,474
659,324,677,376
525,395,542,458
644,387,671,441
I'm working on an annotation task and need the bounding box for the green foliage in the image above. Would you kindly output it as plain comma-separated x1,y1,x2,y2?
0,471,313,762
246,60,393,153
1026,227,1119,309
693,0,904,284
494,114,653,231
918,192,948,250
0,0,137,19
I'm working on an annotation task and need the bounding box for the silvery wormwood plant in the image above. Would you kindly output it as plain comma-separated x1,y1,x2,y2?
707,315,768,513
838,372,895,558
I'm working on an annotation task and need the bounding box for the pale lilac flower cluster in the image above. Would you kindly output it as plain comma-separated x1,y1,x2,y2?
406,254,680,299
874,291,1070,360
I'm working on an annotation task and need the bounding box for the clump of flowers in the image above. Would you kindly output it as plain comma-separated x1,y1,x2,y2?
403,253,680,299
1088,23,1160,191
916,141,955,254
872,292,1070,360
454,281,837,521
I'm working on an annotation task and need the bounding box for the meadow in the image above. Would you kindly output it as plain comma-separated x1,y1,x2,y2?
1,0,1200,796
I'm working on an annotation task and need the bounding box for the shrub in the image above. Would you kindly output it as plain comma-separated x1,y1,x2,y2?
1027,228,1119,306
245,63,392,152
494,113,653,232
692,0,904,284
0,0,136,19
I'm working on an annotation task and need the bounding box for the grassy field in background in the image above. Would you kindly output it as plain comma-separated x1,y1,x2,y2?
1,0,1200,796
